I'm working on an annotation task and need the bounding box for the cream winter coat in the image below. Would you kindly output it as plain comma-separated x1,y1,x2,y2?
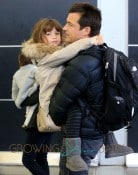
22,38,94,118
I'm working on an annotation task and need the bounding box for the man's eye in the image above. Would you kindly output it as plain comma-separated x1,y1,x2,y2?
67,22,73,27
69,23,74,27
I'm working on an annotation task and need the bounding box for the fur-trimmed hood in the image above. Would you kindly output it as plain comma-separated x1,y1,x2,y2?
22,39,62,61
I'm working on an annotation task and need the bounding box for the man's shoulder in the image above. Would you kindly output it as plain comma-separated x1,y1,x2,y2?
69,46,102,66
63,47,103,77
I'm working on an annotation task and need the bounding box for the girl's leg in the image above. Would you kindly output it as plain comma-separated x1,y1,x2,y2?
104,131,133,158
22,128,52,175
59,133,88,175
65,105,88,172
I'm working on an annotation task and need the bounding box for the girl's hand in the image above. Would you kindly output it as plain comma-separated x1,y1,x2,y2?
90,34,104,45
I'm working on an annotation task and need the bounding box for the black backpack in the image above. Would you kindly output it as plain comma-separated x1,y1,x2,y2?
98,43,138,132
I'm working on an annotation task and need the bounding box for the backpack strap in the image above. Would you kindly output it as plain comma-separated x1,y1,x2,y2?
113,52,118,82
103,43,118,82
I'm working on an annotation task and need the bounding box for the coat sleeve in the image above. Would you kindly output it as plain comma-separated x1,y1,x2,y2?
21,88,39,107
45,38,93,67
11,76,19,101
49,56,89,126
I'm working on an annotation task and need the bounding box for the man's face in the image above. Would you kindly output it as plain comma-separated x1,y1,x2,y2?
63,13,89,43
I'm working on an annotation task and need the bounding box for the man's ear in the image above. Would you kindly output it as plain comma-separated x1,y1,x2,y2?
83,26,91,36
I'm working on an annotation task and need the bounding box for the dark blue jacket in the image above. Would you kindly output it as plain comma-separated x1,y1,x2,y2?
49,45,105,139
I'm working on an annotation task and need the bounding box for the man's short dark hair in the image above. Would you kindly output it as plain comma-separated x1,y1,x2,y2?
69,3,102,36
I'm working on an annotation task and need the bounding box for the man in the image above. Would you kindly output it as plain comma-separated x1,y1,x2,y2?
49,3,133,175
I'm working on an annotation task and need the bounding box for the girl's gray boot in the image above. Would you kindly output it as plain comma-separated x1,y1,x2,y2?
65,138,88,171
105,132,133,158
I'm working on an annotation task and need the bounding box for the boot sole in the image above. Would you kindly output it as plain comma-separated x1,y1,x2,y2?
105,150,134,158
66,163,88,171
